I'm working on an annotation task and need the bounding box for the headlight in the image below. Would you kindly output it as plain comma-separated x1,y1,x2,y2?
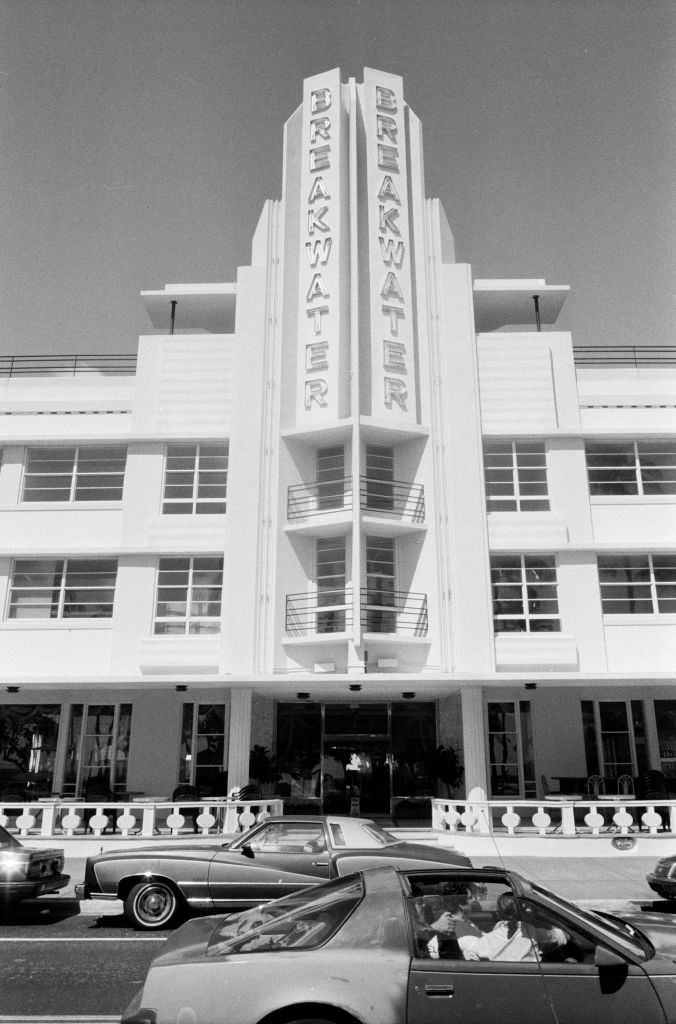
0,855,26,877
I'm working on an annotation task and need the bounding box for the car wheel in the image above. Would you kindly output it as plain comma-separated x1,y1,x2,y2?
124,880,182,930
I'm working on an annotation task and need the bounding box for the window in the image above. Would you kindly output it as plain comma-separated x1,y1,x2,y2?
365,443,395,512
179,703,227,793
22,446,127,502
585,440,676,496
62,703,132,796
316,538,346,633
598,554,676,614
483,441,549,512
365,536,396,632
162,444,229,514
490,555,560,632
316,445,345,510
154,556,224,634
8,558,118,619
581,699,648,781
0,705,61,796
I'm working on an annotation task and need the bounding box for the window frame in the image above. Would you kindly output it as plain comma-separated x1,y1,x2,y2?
490,555,561,633
483,440,550,513
585,439,676,497
7,557,118,620
21,445,127,503
598,554,676,615
162,443,229,515
153,555,224,635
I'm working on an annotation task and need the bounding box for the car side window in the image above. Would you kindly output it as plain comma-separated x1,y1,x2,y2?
519,899,598,964
249,822,325,853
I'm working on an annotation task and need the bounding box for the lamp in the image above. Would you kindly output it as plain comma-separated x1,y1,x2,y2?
175,684,187,692
402,692,416,700
297,692,311,701
349,684,362,692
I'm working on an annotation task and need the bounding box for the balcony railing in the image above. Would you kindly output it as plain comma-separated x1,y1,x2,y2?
286,588,354,637
287,478,353,521
432,798,676,836
360,477,425,522
573,346,676,367
361,588,428,636
0,354,138,377
0,797,283,838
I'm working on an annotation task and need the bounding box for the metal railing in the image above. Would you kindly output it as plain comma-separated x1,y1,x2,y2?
0,354,138,377
360,477,425,522
285,588,354,637
287,478,353,520
361,588,428,636
432,797,676,836
0,797,283,838
573,346,676,367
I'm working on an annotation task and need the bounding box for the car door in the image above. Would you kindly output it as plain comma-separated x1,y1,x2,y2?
207,820,332,908
408,957,556,1024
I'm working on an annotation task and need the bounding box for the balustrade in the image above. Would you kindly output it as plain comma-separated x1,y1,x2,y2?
432,797,676,836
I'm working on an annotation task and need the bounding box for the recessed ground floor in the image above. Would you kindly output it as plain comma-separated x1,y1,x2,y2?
1,682,674,816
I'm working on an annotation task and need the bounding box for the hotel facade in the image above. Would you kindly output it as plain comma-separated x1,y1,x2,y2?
1,68,675,818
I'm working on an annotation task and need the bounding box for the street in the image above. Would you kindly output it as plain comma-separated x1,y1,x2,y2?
0,852,673,1022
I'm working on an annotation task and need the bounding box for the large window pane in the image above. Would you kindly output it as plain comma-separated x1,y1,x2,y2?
163,444,229,515
0,705,61,795
23,446,126,502
8,558,117,620
154,556,223,634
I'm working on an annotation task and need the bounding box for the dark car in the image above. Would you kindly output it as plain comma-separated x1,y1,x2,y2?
646,854,676,901
76,814,471,929
0,823,69,908
121,863,676,1024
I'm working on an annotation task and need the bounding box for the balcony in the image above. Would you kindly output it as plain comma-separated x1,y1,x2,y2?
573,346,676,367
287,478,353,521
360,477,425,524
361,588,428,637
285,589,354,638
0,354,137,377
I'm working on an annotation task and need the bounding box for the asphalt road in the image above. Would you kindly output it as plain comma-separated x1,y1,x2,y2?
1,851,673,1022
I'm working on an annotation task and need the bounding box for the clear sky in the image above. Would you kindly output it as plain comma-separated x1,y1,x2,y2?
1,0,674,355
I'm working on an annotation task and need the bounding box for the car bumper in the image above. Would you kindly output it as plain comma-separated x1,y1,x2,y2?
0,873,70,899
75,883,118,901
646,873,676,898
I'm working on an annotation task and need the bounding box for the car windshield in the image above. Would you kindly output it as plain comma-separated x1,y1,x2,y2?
207,875,363,957
530,883,652,961
0,825,20,849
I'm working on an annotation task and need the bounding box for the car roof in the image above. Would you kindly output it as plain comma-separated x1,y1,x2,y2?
249,815,378,826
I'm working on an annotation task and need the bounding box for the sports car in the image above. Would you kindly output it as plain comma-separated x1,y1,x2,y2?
0,823,69,907
121,863,676,1024
75,814,471,929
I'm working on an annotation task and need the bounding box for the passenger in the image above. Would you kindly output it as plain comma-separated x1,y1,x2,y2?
459,892,567,963
443,891,482,941
425,910,463,960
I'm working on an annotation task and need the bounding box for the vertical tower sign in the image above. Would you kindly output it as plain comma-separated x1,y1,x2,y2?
361,69,417,423
297,69,348,422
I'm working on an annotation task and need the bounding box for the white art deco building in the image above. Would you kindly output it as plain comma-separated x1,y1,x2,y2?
0,68,674,818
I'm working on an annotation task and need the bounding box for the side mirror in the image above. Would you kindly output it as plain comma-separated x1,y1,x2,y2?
240,843,255,858
595,946,627,969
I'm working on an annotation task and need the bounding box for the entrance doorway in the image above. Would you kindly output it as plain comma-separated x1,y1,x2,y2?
486,700,536,799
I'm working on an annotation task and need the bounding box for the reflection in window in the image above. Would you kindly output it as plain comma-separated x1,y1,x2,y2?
316,538,346,634
62,703,132,796
0,705,60,796
585,440,676,496
598,554,676,614
179,703,228,794
8,558,118,619
491,555,560,632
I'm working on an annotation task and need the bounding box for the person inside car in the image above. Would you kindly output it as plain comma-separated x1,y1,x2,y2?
459,892,567,962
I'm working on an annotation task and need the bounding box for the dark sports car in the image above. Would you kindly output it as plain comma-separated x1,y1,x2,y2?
122,864,676,1024
646,853,676,901
0,823,69,907
76,814,471,929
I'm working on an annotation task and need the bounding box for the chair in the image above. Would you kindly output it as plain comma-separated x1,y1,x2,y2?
616,774,634,796
587,775,605,798
635,769,670,831
229,784,262,802
540,774,551,798
171,785,202,833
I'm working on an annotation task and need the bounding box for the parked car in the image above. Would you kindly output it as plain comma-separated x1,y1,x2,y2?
0,823,69,908
646,854,676,901
76,814,471,929
121,863,676,1024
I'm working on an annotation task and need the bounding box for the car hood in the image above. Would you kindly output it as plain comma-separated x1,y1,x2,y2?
598,908,676,956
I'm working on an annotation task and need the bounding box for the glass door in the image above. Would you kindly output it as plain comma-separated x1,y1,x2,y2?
322,703,391,815
487,701,536,798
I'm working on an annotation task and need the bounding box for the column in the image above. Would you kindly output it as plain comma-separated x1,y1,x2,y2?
227,688,253,791
461,686,488,801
